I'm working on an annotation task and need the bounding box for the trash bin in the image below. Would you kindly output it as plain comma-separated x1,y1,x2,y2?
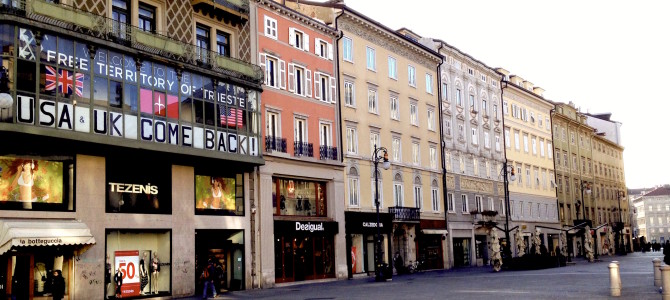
378,263,392,280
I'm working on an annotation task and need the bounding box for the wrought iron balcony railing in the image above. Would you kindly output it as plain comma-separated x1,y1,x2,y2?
293,141,313,158
319,145,338,161
1,0,263,83
265,136,287,153
388,206,421,222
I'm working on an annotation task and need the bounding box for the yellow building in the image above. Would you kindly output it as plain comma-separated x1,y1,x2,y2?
498,69,559,256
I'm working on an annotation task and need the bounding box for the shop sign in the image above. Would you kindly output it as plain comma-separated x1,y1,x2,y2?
344,212,392,234
296,221,324,232
114,250,140,298
274,220,338,235
362,222,383,228
106,156,171,214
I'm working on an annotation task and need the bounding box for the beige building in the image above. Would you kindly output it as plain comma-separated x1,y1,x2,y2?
498,69,559,256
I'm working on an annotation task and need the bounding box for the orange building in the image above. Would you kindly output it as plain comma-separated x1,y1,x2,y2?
250,0,345,287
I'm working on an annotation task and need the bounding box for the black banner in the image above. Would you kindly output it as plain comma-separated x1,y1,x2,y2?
345,212,392,235
274,220,339,236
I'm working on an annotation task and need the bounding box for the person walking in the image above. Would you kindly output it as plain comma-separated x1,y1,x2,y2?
201,259,217,299
50,270,65,300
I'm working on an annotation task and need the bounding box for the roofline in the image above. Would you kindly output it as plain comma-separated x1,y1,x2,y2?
501,80,554,107
340,6,442,60
255,0,339,36
429,38,500,75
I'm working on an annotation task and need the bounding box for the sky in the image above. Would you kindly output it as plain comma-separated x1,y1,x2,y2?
345,0,669,189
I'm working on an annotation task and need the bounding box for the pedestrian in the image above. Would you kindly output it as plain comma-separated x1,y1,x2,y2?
50,270,65,300
664,241,670,265
201,259,217,299
114,268,123,299
393,252,403,275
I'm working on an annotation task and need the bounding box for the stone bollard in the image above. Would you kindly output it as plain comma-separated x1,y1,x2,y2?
663,265,670,300
609,261,621,297
655,259,663,287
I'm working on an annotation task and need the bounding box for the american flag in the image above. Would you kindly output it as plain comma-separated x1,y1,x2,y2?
45,66,84,97
220,106,243,127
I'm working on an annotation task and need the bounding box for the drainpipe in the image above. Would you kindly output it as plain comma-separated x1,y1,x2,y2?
435,42,450,269
549,108,560,224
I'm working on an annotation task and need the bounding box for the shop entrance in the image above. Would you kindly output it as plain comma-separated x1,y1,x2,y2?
419,235,443,270
2,248,72,300
195,230,245,294
453,238,470,267
274,235,335,283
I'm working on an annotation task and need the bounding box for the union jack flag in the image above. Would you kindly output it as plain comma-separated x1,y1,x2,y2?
220,106,243,127
45,66,84,97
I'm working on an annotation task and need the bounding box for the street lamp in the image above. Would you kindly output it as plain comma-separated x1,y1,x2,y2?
616,191,625,255
372,144,390,282
500,161,516,260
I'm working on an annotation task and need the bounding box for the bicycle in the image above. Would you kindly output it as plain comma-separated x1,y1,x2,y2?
407,260,424,274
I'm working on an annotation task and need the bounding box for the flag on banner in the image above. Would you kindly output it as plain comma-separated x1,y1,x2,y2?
45,67,84,97
220,106,243,127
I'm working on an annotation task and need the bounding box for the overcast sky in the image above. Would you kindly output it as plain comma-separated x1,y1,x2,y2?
345,0,668,189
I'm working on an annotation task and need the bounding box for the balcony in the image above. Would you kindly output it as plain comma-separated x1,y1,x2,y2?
265,136,287,153
3,0,262,83
191,0,249,26
319,146,338,161
388,206,420,223
294,141,313,158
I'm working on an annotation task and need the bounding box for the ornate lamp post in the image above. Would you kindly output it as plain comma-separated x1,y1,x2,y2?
578,181,591,256
372,144,391,282
616,191,625,255
500,161,516,259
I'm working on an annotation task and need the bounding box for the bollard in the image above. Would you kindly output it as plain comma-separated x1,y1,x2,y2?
662,265,670,300
655,258,663,287
609,262,621,297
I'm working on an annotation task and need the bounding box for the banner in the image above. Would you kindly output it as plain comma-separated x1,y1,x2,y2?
115,250,140,298
195,175,236,212
0,156,63,203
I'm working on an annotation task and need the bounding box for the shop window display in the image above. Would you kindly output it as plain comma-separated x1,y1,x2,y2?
106,229,171,298
195,173,244,216
273,178,326,217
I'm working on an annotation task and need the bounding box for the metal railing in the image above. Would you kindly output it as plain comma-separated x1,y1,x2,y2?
319,145,338,160
293,141,313,157
388,206,421,222
265,136,287,153
2,0,263,83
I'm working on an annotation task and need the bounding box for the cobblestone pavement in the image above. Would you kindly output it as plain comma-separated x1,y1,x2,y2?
180,252,665,300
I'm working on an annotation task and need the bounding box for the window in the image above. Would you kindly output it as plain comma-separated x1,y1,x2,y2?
475,196,483,212
289,64,308,96
394,183,404,206
461,194,469,213
343,37,353,62
112,0,129,38
414,186,423,209
344,81,355,106
412,142,420,165
366,47,376,70
314,73,333,102
473,158,479,176
370,131,380,156
390,96,399,120
315,38,333,60
503,100,508,115
523,134,529,152
320,122,332,148
448,193,455,212
410,102,418,125
441,83,448,101
445,119,452,136
388,57,397,79
471,128,478,145
392,137,401,162
432,188,439,212
294,117,307,144
481,99,487,115
469,94,476,111
531,136,537,155
505,129,511,148
216,31,231,57
289,28,309,51
525,167,531,187
459,124,465,140
408,66,416,87
468,68,474,76
427,109,436,130
540,140,545,157
267,111,279,138
495,135,501,151
481,74,486,82
346,127,358,154
425,73,433,93
455,88,463,106
264,16,278,39
484,132,490,148
196,24,210,62
260,54,284,89
493,104,498,119
514,131,520,150
499,199,505,215
429,146,437,169
138,3,156,33
349,178,360,206
368,89,378,113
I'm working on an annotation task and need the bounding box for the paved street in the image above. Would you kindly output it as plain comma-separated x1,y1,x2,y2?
181,252,665,300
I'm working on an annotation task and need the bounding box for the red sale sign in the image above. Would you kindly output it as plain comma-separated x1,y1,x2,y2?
115,250,140,298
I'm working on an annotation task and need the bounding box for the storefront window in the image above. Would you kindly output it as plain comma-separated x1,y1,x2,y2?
106,155,171,214
195,173,244,216
274,235,335,283
273,178,326,217
0,155,74,211
106,229,171,298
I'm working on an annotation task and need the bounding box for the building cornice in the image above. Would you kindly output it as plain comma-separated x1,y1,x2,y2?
255,0,339,37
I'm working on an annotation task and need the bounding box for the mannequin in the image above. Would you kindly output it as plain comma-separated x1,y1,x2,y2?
105,255,112,299
139,252,149,294
151,253,160,294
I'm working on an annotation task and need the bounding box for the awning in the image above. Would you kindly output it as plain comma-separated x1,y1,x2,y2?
421,229,448,235
0,219,95,255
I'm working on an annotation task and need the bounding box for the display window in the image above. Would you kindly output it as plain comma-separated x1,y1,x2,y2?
272,178,326,217
350,234,388,274
0,155,74,211
106,155,171,214
195,230,244,294
105,229,171,298
0,249,73,300
195,173,244,216
274,235,335,283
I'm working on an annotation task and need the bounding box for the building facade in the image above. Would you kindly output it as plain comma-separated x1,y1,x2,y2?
632,187,670,243
497,69,559,256
0,0,262,298
250,0,346,288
